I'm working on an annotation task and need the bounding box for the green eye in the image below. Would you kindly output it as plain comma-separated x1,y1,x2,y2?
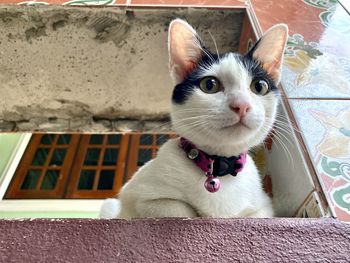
199,77,222,94
250,79,270,95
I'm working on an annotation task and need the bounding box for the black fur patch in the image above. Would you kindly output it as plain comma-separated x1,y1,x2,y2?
171,44,278,104
172,49,219,104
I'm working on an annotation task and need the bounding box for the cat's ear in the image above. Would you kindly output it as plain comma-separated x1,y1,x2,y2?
168,19,203,84
247,24,288,83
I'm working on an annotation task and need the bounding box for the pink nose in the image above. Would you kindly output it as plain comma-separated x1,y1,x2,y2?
229,102,252,119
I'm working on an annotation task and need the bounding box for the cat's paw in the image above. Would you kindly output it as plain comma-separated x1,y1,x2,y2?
99,198,120,219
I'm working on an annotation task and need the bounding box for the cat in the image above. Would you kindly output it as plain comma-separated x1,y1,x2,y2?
100,19,288,219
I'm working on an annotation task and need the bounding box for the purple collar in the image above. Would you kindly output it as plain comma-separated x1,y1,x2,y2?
179,137,247,193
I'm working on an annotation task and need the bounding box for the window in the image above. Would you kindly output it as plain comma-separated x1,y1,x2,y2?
5,132,176,199
66,134,130,198
126,133,177,180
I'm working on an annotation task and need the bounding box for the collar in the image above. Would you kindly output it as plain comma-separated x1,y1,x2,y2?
179,137,247,193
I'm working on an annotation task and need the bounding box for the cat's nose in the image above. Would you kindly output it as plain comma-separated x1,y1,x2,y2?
229,102,252,119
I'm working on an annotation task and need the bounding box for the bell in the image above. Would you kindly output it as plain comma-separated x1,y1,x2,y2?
204,176,221,193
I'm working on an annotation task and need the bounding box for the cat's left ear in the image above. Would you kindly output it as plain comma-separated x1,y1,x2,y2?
168,19,203,84
247,24,288,83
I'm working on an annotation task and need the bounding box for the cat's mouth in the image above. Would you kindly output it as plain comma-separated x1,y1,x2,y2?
220,120,251,130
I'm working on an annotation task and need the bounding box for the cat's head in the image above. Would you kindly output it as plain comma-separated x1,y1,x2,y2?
168,19,288,156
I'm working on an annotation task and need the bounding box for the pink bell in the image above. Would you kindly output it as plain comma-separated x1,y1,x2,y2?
204,176,221,193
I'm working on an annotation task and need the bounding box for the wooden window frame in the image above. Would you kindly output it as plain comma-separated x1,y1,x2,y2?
126,132,177,180
66,134,130,199
5,132,176,199
5,134,80,199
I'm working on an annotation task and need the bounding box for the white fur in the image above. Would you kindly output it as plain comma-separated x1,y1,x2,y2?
100,20,287,219
101,54,276,219
112,139,273,219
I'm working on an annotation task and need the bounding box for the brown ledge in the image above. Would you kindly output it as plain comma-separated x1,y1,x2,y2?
0,218,349,262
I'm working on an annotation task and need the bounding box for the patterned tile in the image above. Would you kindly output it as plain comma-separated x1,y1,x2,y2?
250,0,324,41
282,4,350,99
290,99,350,221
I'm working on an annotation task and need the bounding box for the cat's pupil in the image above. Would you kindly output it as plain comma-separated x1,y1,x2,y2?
255,82,262,93
206,79,216,90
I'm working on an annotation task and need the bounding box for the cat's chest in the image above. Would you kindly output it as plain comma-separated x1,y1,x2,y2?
157,140,257,217
184,172,256,217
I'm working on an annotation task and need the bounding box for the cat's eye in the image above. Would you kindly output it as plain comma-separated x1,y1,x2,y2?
250,79,270,96
199,77,222,94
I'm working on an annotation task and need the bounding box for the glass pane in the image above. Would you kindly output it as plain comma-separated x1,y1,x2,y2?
40,134,55,145
140,134,152,145
156,134,169,146
103,149,118,166
83,149,100,165
57,134,71,145
21,170,41,189
89,135,104,145
31,148,49,166
137,149,152,166
108,135,121,145
78,170,95,190
98,170,115,190
49,149,66,166
41,170,59,190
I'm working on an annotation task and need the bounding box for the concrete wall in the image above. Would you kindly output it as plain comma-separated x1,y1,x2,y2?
0,6,244,132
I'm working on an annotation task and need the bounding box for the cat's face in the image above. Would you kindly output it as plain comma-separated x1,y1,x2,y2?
168,19,288,156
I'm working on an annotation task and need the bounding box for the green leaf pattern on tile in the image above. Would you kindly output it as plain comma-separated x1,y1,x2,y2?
63,0,115,5
302,0,337,9
285,34,321,58
319,6,350,34
331,184,350,212
302,0,350,32
321,156,350,214
321,156,350,181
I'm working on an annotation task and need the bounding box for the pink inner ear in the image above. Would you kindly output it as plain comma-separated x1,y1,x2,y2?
252,25,288,83
169,21,202,82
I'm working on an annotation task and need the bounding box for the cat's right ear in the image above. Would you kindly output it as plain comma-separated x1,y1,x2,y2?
168,19,203,84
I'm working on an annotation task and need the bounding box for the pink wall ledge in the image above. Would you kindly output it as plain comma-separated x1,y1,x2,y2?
0,218,349,262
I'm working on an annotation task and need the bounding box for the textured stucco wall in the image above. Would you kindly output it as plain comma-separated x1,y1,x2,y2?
0,218,349,262
0,6,243,132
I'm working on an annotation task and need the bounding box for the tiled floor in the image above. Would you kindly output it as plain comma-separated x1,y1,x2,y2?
0,0,349,221
248,0,350,221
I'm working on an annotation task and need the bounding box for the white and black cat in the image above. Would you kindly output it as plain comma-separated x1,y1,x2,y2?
100,19,288,218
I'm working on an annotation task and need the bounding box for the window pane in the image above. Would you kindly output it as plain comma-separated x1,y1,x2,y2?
57,134,71,145
41,170,59,190
89,135,104,145
78,170,95,190
40,134,55,145
98,170,115,190
21,170,41,189
108,135,121,145
140,134,152,145
83,149,100,165
103,149,118,166
137,149,152,166
31,148,49,166
49,149,66,166
156,134,169,146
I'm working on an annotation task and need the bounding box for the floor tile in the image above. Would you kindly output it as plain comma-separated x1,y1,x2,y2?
282,4,350,99
290,99,350,221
